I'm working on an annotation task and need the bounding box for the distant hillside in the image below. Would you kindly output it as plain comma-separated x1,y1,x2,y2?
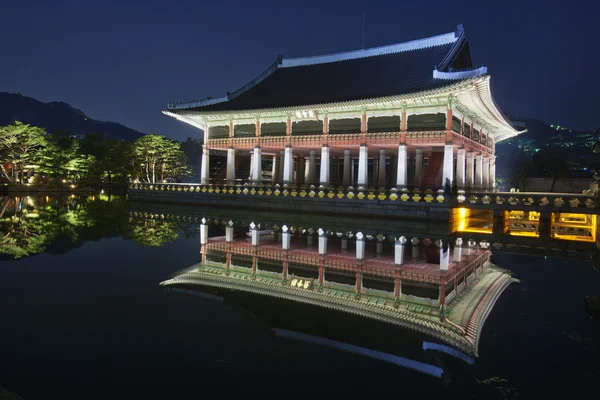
0,92,145,140
496,118,600,178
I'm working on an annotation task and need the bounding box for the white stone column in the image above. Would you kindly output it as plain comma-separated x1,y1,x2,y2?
355,232,365,260
490,159,496,191
396,144,407,188
271,155,279,185
252,147,262,185
343,149,351,187
466,151,474,190
318,228,327,256
454,238,463,263
250,222,259,246
200,145,209,185
304,159,310,184
378,149,386,188
357,145,368,188
442,144,454,189
225,221,234,243
200,219,208,245
394,236,407,266
440,240,449,271
282,225,291,250
319,145,330,187
226,147,236,185
249,151,254,182
307,149,317,185
283,146,293,186
415,148,423,185
475,154,483,191
456,148,466,190
482,157,490,191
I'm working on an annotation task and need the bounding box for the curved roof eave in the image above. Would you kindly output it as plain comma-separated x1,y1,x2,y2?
168,79,475,119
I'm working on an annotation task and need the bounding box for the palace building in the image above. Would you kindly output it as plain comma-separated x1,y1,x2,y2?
164,25,523,191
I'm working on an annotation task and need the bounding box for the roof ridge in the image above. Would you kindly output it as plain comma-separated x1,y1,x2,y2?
280,26,461,68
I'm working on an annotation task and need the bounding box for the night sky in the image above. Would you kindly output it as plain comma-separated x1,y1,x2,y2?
1,0,598,141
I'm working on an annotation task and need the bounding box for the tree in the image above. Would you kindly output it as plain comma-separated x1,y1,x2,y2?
133,134,188,183
0,121,46,183
37,130,89,182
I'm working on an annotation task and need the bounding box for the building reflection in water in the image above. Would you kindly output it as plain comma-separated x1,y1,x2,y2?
160,213,519,362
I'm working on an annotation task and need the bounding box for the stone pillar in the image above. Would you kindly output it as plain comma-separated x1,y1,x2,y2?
411,237,420,258
396,144,407,188
341,237,348,250
475,154,483,191
282,225,291,250
307,149,317,185
226,147,236,185
278,150,285,184
357,145,368,188
482,157,490,191
319,145,330,187
297,153,305,185
454,238,463,263
395,236,407,266
456,148,466,190
355,232,365,260
250,222,259,247
318,228,327,256
415,148,423,186
376,236,384,254
303,159,309,184
440,240,449,271
200,145,209,185
200,220,208,245
249,151,254,182
343,149,351,187
466,151,474,190
252,147,262,185
489,159,496,191
378,149,387,188
271,155,279,185
283,146,293,186
442,144,454,189
355,270,362,293
394,277,402,299
225,222,234,243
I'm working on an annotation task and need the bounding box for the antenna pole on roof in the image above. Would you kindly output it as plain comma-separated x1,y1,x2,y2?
362,13,365,49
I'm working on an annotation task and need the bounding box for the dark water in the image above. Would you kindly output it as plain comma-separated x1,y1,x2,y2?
0,194,598,399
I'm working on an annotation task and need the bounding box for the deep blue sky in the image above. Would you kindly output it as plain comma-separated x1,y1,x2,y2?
1,0,598,140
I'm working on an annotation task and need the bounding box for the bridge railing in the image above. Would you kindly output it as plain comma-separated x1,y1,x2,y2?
456,191,599,210
127,182,450,204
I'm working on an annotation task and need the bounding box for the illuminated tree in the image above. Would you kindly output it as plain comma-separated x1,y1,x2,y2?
0,121,46,183
133,134,188,183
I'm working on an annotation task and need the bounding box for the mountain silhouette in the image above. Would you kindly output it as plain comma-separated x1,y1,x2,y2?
0,92,145,140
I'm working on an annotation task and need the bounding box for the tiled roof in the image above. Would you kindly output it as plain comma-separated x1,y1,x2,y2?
168,26,476,113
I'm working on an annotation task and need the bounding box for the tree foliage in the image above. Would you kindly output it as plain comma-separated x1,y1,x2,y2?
0,121,188,185
132,134,189,183
0,121,46,183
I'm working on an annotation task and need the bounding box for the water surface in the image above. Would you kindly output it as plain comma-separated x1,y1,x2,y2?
0,194,598,398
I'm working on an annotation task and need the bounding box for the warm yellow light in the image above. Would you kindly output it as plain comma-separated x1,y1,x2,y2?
509,231,540,238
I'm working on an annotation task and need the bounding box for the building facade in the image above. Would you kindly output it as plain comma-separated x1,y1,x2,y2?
164,25,523,191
